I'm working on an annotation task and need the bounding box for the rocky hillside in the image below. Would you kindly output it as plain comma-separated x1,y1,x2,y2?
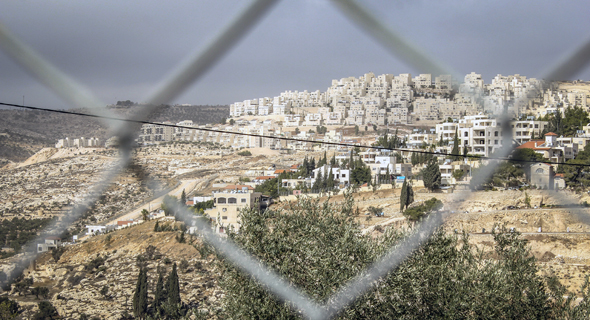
7,220,221,319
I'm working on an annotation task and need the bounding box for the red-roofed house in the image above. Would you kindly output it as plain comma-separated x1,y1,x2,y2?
117,220,134,227
274,169,292,176
516,133,576,163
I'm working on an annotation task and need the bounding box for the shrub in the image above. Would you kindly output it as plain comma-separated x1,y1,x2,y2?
237,150,252,156
85,255,105,271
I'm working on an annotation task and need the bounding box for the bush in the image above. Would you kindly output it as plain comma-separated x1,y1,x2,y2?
68,275,85,286
51,247,65,262
85,255,105,272
404,197,443,221
33,301,59,320
237,150,252,156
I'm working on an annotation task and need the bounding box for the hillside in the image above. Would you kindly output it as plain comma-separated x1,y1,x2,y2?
8,220,220,319
0,104,229,162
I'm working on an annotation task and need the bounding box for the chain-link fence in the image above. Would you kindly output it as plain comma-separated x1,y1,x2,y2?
2,1,590,319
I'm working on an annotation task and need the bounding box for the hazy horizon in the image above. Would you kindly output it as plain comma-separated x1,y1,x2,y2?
1,1,590,110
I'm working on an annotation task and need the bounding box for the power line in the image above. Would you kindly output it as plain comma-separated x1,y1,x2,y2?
1,100,589,168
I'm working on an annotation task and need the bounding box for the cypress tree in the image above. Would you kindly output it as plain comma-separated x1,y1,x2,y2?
314,170,323,192
327,168,335,190
451,128,460,161
180,189,186,205
133,268,148,319
423,159,442,192
166,263,181,307
407,182,414,206
152,270,165,315
400,180,407,211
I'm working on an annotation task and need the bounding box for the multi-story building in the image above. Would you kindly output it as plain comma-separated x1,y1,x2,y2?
511,120,548,144
208,188,262,233
138,122,174,144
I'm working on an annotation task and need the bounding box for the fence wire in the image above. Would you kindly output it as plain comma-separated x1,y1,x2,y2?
2,1,590,319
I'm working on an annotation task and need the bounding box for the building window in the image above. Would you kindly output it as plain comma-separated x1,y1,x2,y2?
217,197,226,204
222,208,227,212
222,216,228,220
494,131,498,137
228,198,237,204
241,198,247,203
535,168,544,174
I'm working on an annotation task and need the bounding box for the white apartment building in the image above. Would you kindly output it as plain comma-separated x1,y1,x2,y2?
413,74,432,88
303,113,323,126
138,122,174,143
408,132,437,148
459,118,502,157
511,120,548,144
284,114,302,127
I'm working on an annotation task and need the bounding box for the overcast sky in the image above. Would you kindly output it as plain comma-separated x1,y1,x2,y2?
1,0,590,110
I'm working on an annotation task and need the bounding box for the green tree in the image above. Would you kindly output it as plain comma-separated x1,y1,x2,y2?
33,301,59,320
141,209,149,222
354,125,359,135
400,180,407,211
229,118,235,125
470,162,525,190
452,169,466,181
423,159,442,191
161,195,178,216
350,161,371,186
451,128,461,161
132,268,148,319
218,198,589,318
510,148,545,177
0,297,19,319
31,287,49,300
404,197,442,221
152,270,166,316
166,263,181,307
562,158,590,189
180,189,187,205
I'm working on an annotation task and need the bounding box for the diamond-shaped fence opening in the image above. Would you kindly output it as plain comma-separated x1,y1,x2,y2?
2,0,590,319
